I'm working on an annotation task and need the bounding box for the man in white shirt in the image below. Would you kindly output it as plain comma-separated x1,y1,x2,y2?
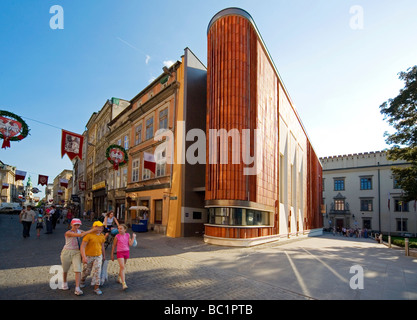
19,205,36,238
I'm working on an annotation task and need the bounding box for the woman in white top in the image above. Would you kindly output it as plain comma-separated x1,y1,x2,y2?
60,218,98,296
104,211,119,232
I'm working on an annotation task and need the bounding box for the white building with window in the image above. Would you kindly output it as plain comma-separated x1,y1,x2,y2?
321,151,417,236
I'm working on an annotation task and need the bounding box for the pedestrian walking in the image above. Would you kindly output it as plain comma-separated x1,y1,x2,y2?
19,205,36,238
35,212,44,238
44,208,53,234
80,221,106,295
50,205,58,230
111,224,136,290
66,209,73,229
60,218,99,296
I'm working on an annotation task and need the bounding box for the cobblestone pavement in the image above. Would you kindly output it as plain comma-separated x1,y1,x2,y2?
1,213,417,301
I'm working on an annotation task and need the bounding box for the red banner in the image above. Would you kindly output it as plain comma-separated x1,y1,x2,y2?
61,129,84,161
38,175,48,186
79,181,86,191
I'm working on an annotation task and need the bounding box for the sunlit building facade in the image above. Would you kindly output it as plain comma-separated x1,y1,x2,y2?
204,8,323,246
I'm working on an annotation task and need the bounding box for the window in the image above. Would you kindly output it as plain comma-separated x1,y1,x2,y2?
159,108,168,130
393,177,401,189
122,168,127,187
207,208,270,226
117,139,121,146
395,199,409,212
124,135,129,150
156,150,166,177
142,156,151,180
363,219,372,229
396,219,408,232
334,179,345,191
146,117,154,140
132,159,140,182
360,199,373,211
360,177,372,190
334,199,345,211
135,124,142,145
108,172,114,190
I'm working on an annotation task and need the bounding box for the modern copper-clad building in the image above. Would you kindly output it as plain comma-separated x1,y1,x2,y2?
204,8,323,246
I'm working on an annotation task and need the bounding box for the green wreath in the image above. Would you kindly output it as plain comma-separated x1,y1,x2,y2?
106,144,128,170
0,110,30,148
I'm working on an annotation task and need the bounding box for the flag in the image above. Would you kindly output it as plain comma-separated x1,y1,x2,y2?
2,183,9,189
15,170,26,181
38,175,48,186
60,178,68,188
61,129,84,161
144,152,156,174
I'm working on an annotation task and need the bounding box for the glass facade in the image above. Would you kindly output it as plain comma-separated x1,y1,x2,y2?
208,207,270,226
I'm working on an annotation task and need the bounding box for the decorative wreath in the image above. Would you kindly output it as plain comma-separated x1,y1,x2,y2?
106,144,128,170
0,110,30,149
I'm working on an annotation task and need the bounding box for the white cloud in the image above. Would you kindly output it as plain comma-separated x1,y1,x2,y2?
163,60,175,68
145,55,151,64
148,76,156,83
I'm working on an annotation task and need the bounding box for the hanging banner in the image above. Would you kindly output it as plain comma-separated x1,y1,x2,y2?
61,129,84,161
15,170,26,181
60,178,69,188
38,175,49,186
0,110,29,149
79,181,86,191
2,183,9,189
106,145,128,170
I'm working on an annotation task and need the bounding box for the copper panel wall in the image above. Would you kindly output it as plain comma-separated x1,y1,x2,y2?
206,14,278,209
306,141,323,230
206,15,258,202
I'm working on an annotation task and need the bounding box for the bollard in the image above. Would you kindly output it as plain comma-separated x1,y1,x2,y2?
405,238,409,256
388,235,391,248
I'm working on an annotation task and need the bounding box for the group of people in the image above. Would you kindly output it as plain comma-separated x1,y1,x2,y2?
18,207,137,296
60,211,137,296
333,226,369,238
19,205,67,237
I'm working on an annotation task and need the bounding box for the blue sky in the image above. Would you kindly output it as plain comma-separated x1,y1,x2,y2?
1,0,417,199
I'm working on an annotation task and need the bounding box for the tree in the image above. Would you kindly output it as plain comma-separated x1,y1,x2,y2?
380,65,417,202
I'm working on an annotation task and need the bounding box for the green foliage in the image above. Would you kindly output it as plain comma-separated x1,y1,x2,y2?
380,66,417,201
382,235,417,248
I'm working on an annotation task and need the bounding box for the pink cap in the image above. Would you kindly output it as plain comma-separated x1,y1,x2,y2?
71,218,82,225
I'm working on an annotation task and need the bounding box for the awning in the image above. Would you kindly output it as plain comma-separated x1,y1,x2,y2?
129,206,149,211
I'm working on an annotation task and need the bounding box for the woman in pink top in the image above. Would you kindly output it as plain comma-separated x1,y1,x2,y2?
111,224,136,290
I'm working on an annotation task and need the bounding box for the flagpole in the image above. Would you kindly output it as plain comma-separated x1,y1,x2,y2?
388,192,391,237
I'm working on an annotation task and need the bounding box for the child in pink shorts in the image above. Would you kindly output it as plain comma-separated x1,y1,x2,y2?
111,224,136,290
